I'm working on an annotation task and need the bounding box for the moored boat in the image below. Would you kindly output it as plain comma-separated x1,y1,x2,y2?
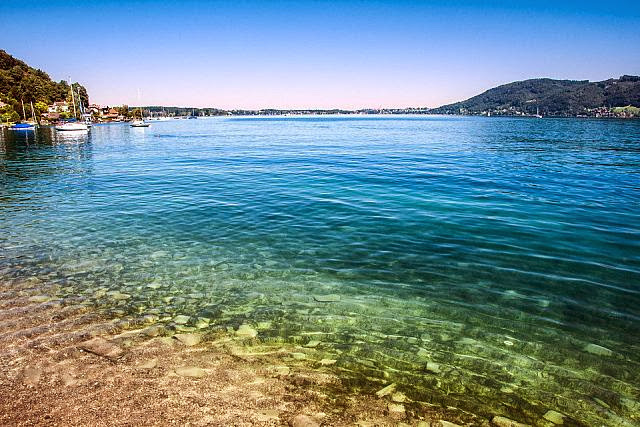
55,78,89,132
130,119,150,127
55,121,89,131
9,123,36,131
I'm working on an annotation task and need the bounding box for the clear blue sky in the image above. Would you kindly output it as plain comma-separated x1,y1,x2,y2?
2,0,639,109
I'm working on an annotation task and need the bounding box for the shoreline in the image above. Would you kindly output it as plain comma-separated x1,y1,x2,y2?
0,277,472,426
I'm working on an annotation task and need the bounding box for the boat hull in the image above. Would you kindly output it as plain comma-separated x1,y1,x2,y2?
55,123,89,131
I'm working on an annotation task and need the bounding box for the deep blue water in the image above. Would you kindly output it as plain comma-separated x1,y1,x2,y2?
1,116,639,425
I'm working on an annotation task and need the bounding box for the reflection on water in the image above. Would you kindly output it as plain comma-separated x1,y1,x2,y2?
1,118,640,426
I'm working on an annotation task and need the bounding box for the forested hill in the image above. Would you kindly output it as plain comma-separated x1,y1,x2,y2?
0,49,88,121
431,76,640,116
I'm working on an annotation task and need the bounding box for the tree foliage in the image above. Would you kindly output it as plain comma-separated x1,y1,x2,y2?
0,49,89,120
431,76,640,116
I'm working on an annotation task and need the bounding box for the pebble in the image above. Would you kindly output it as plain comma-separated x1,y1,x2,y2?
273,366,290,375
391,392,407,403
138,359,158,369
375,383,396,398
289,414,320,427
109,292,131,301
426,361,442,374
313,294,340,302
173,315,190,325
417,348,429,357
543,410,565,425
146,282,162,289
583,343,613,356
491,415,531,427
304,340,320,348
174,333,202,346
319,359,337,366
256,410,280,422
175,367,205,378
386,403,405,417
236,324,258,338
291,352,307,360
79,337,124,361
28,295,51,303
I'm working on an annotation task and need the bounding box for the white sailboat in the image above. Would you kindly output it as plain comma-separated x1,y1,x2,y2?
130,107,150,127
55,79,89,132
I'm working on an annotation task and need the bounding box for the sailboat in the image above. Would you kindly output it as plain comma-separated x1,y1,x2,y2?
9,99,36,131
130,107,150,127
55,79,89,131
535,106,543,119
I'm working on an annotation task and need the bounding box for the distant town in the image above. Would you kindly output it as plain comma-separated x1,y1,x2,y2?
21,101,640,124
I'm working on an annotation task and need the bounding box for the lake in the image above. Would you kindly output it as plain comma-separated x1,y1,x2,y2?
1,116,639,426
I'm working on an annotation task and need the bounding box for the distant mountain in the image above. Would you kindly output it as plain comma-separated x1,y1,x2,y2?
431,76,640,116
0,49,88,121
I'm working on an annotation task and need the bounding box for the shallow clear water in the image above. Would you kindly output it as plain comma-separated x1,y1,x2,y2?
1,116,639,425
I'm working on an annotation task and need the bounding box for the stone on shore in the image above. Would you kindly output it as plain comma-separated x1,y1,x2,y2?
79,337,124,361
290,414,320,427
386,403,405,418
174,333,202,346
319,358,337,366
138,359,158,369
175,367,205,378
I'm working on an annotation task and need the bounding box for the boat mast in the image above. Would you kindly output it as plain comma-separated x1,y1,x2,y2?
69,78,78,120
21,99,27,121
30,101,36,124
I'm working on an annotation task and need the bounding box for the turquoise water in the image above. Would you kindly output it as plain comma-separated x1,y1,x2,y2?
1,116,639,425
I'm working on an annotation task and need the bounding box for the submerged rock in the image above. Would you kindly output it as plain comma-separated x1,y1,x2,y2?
80,337,124,361
491,416,531,427
583,343,613,356
313,294,340,302
543,410,565,425
426,362,442,374
304,340,321,348
391,392,407,403
173,315,191,325
319,359,337,366
375,383,396,398
236,324,258,338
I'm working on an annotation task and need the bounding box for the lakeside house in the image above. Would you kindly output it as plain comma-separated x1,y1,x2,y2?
48,101,69,113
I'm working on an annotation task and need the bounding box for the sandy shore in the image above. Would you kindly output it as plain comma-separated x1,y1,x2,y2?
0,278,473,426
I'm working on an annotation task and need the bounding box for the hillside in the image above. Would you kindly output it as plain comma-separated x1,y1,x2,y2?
431,76,640,117
0,49,88,122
